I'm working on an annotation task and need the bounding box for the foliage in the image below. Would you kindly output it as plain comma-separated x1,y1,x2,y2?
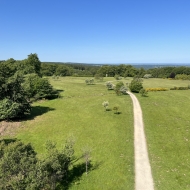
97,64,140,77
85,78,94,85
129,78,143,93
143,74,152,79
145,87,168,92
25,53,41,76
82,147,91,175
0,140,39,190
43,138,75,189
94,74,103,81
115,81,127,95
139,88,148,97
0,73,31,120
23,74,59,101
147,66,190,78
114,74,122,80
0,138,75,190
0,54,61,120
55,65,73,76
102,101,109,111
170,86,189,90
175,74,190,80
106,81,115,90
113,106,119,114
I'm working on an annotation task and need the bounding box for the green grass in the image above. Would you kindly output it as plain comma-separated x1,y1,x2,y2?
12,77,134,189
137,78,190,190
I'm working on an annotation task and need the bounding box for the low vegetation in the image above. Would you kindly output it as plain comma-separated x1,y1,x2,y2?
138,78,190,190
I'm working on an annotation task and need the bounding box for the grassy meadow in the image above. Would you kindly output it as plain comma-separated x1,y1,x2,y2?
138,78,190,190
2,76,190,189
11,77,134,189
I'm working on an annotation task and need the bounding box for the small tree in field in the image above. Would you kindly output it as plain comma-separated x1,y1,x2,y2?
113,106,119,114
115,82,127,95
85,79,94,85
102,101,109,111
129,77,143,93
82,147,91,175
139,88,148,97
106,82,115,90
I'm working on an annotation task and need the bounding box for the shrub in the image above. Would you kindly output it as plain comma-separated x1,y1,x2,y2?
170,86,189,90
114,75,122,80
113,106,119,114
102,101,109,111
23,74,59,101
0,98,30,120
85,79,94,85
94,74,103,81
106,82,115,90
143,74,152,79
175,74,190,80
129,78,143,93
139,88,148,97
115,82,127,95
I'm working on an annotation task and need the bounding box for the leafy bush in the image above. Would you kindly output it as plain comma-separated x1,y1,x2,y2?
102,101,109,111
94,74,103,81
85,79,94,85
175,74,190,80
139,88,148,97
113,106,119,114
170,86,189,90
143,74,152,79
129,78,143,93
114,75,122,80
23,74,59,101
115,82,127,95
0,98,30,120
106,82,115,90
0,73,31,120
0,138,75,190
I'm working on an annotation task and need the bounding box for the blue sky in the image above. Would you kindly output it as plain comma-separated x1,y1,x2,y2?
0,0,190,63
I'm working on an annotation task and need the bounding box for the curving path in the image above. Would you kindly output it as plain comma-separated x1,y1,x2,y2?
128,92,154,190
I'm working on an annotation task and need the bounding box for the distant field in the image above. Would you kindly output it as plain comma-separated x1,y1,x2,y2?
137,78,190,190
13,77,134,189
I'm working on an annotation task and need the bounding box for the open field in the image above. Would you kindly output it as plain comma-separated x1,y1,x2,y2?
137,78,190,190
3,77,134,189
1,76,190,189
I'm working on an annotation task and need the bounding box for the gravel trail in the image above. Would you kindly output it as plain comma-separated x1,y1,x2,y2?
128,92,154,190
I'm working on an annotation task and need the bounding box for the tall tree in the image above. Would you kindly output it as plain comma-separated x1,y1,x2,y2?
26,53,41,76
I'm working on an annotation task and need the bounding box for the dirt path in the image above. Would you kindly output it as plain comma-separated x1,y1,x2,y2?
128,92,154,190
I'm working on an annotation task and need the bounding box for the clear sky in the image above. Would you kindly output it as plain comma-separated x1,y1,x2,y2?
0,0,190,64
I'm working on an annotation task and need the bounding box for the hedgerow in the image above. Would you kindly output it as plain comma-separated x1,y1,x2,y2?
145,88,168,92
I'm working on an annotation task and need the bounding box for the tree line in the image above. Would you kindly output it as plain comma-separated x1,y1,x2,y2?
41,62,190,79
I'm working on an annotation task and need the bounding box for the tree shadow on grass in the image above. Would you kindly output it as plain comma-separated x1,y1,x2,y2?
27,106,55,120
8,106,55,122
0,138,18,144
60,161,102,190
114,112,122,115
